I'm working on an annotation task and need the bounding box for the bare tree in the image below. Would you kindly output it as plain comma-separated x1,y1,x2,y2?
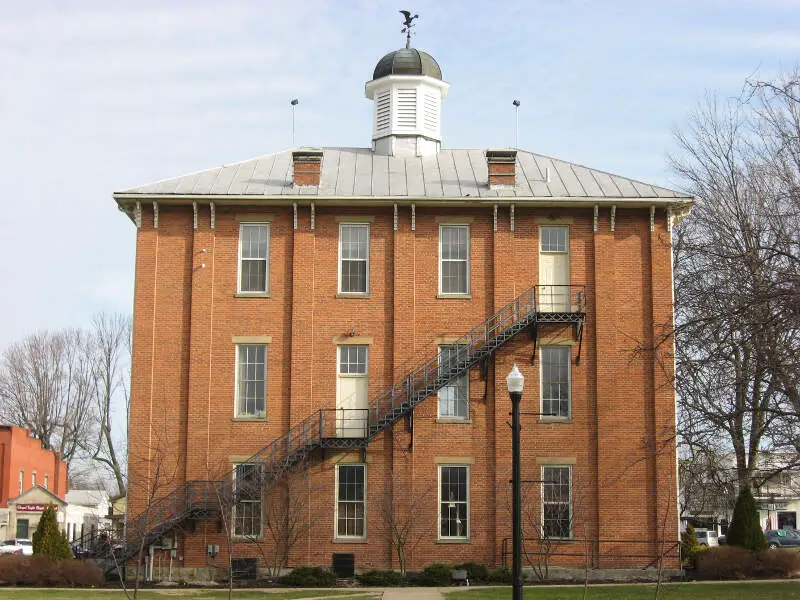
86,313,131,495
0,329,96,465
378,481,435,576
671,77,800,492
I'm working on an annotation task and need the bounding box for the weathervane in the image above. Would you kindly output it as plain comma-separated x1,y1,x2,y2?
400,10,418,48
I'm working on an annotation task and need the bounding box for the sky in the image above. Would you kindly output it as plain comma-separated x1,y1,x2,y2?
0,0,798,350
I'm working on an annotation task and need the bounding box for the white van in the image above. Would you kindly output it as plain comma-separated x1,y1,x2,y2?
695,529,719,547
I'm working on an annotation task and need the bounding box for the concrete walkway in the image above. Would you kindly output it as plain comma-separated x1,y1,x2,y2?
381,587,448,600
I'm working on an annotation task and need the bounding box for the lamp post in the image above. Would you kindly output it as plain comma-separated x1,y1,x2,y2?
506,363,524,600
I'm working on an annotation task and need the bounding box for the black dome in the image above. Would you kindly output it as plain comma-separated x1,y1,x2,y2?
372,47,442,80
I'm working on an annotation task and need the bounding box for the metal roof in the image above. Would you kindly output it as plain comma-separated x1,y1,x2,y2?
373,48,443,80
115,148,690,201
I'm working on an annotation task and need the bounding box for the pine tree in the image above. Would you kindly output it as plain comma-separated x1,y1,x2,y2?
680,523,700,566
32,504,73,559
726,487,767,551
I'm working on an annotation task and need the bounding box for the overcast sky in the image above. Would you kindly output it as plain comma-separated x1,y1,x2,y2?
0,0,798,350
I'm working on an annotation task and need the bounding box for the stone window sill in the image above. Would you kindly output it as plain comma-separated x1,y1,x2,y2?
437,538,471,544
332,538,368,544
437,418,472,425
437,294,472,300
336,293,371,299
539,417,572,424
234,292,270,298
232,416,268,423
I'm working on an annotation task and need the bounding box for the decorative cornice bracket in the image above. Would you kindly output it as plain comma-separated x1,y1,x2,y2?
493,204,498,232
593,204,598,233
210,201,215,230
411,204,416,231
310,202,315,231
510,204,515,232
135,201,142,229
152,201,159,229
649,205,655,232
192,201,198,230
293,203,298,230
610,204,616,232
393,203,398,231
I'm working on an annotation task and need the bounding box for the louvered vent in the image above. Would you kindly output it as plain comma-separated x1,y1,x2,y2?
375,90,391,135
396,88,417,129
423,93,439,133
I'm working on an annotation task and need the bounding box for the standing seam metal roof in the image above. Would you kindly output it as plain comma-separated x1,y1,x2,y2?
115,148,690,200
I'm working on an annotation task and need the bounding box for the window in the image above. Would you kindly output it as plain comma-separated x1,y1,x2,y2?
31,472,36,487
235,344,267,418
439,465,469,539
238,223,269,293
339,345,368,375
541,346,571,418
438,345,468,419
439,225,469,295
336,464,366,538
18,469,23,495
540,226,568,252
542,466,571,538
339,224,369,294
43,474,49,490
233,463,262,537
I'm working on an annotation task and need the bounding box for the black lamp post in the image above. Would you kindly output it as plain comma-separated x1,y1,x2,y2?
506,363,524,600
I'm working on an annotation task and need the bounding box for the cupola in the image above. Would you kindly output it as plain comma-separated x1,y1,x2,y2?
365,15,449,157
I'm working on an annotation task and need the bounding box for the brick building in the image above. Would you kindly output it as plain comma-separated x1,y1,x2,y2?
0,425,68,539
115,41,691,578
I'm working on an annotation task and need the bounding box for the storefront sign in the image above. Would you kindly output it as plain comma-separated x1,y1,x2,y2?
16,504,58,512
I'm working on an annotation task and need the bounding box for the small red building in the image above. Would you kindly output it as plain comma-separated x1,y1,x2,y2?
0,425,68,538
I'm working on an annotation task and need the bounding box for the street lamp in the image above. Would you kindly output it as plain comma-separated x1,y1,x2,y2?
506,363,524,600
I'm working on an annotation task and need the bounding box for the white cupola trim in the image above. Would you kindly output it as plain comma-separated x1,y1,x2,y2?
365,74,450,157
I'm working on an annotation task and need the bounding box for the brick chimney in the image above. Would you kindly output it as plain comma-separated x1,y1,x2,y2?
486,149,517,187
292,149,323,186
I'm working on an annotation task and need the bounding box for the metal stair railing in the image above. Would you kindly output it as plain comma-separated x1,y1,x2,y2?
114,284,585,568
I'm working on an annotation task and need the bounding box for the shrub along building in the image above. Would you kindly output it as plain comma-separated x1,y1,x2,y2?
115,33,692,579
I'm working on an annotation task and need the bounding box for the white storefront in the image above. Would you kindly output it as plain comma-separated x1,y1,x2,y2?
7,486,67,539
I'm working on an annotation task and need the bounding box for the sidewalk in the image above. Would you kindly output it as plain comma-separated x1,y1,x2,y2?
382,587,448,600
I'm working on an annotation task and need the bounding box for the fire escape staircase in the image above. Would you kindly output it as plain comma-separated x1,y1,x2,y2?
90,284,585,572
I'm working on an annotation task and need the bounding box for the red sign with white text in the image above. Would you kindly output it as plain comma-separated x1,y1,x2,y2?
16,504,58,512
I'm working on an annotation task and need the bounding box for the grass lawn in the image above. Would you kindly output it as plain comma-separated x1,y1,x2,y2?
445,581,800,600
0,590,378,600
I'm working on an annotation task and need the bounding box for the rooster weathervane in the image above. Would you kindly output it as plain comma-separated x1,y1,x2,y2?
400,10,418,48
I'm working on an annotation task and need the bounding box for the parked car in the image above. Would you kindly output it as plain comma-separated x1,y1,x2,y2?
695,529,719,547
0,538,33,555
765,529,800,549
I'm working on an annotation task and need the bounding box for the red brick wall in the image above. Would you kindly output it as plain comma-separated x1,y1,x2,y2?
127,202,678,571
0,426,68,507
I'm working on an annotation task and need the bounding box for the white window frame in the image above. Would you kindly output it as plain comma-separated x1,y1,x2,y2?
338,223,370,295
338,345,369,376
237,222,270,294
437,344,469,420
18,469,23,495
334,463,367,540
541,465,572,539
234,344,267,419
438,464,470,540
232,463,263,539
31,472,36,488
540,345,571,418
438,224,470,296
540,226,569,253
43,474,49,490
